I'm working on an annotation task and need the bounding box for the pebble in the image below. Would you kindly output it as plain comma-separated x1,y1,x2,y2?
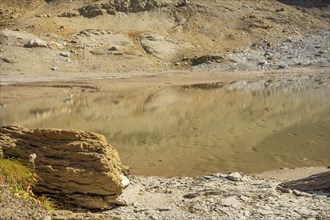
292,189,312,197
221,196,241,208
59,52,70,57
277,64,287,69
239,195,250,202
257,60,267,66
258,208,274,215
24,39,48,48
156,207,172,211
43,216,52,220
227,172,243,181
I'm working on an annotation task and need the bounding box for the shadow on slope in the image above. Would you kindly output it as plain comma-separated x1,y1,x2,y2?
278,0,330,8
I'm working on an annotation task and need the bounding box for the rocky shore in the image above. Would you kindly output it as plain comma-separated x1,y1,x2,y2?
110,172,330,220
2,170,330,220
1,125,329,219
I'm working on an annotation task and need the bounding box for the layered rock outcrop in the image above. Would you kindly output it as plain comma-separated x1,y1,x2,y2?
78,0,187,17
0,125,129,209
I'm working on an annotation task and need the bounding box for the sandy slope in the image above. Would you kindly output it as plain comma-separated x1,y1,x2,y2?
1,0,329,75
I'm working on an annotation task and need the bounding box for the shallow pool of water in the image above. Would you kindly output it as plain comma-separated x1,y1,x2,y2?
1,83,329,176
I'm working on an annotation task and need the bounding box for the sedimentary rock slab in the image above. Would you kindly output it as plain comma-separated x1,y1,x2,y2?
0,125,129,209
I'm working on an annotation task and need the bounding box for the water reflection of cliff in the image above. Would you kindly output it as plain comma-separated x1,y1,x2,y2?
1,84,329,176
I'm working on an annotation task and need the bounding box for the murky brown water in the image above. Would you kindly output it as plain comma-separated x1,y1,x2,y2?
1,83,329,176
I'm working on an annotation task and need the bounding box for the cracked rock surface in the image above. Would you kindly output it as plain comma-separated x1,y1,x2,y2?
0,125,128,209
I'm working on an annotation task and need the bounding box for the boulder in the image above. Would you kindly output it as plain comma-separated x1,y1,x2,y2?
0,125,129,209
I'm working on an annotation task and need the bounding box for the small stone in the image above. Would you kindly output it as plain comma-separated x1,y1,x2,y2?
59,52,70,57
1,58,13,63
156,206,171,211
58,11,79,17
285,37,293,43
297,207,313,216
51,66,58,71
221,196,241,208
276,185,292,194
276,8,285,12
264,51,272,56
227,172,243,181
183,192,200,199
24,39,48,48
258,209,274,215
108,46,118,51
292,189,311,197
257,60,267,66
243,210,250,216
43,216,52,220
203,175,215,180
277,64,287,69
120,174,130,187
48,41,66,49
239,195,250,202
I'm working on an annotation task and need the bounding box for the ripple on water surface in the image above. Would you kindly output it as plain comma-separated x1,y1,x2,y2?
1,82,329,176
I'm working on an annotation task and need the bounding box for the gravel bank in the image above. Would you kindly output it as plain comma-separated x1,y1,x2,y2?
111,172,330,220
2,170,329,220
193,29,330,72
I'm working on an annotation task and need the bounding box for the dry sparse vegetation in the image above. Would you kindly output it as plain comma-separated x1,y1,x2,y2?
0,158,54,211
0,158,35,191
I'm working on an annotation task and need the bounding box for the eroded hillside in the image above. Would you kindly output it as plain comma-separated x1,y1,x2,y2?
0,0,329,75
